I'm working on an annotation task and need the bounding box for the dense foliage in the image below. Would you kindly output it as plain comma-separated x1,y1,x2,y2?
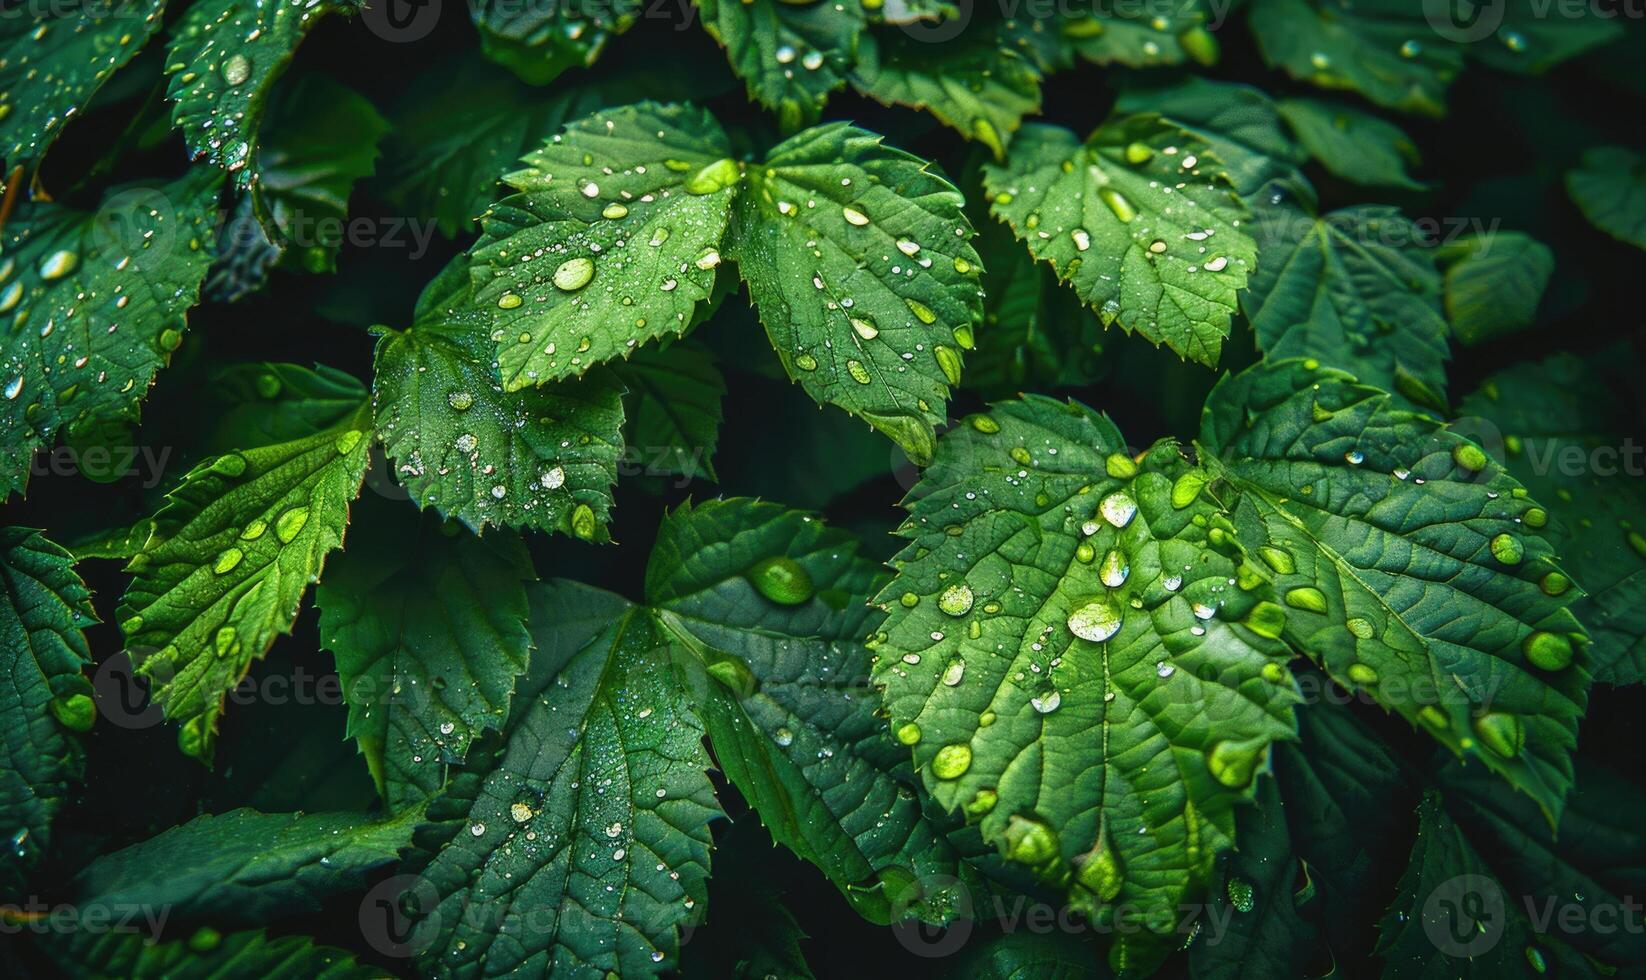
2,1,1644,977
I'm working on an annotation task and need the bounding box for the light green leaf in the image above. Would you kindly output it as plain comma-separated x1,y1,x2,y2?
0,528,96,893
469,0,633,85
71,806,421,922
410,579,719,978
1240,191,1450,412
850,25,1042,160
1063,4,1221,68
696,0,863,130
38,928,386,980
317,503,534,812
984,117,1256,367
729,121,982,464
1277,98,1424,190
116,403,372,761
0,168,221,499
165,0,358,188
647,498,995,924
1247,0,1461,116
1567,145,1646,250
1459,354,1646,685
255,73,390,274
372,255,626,540
0,0,165,170
471,102,737,391
1201,359,1590,822
874,397,1299,964
1438,232,1553,345
1113,77,1306,198
612,340,726,483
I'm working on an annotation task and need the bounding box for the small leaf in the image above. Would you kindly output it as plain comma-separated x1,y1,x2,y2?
1438,232,1554,345
469,0,634,85
471,102,738,390
1567,145,1646,251
1459,354,1646,685
875,397,1299,965
1202,359,1590,823
1063,3,1222,68
1240,189,1450,412
0,528,96,894
71,806,421,923
984,116,1256,366
729,121,983,463
0,168,222,499
697,0,863,130
317,502,534,811
117,403,373,761
0,0,165,171
1114,77,1305,198
1247,0,1461,116
613,340,726,483
410,580,719,977
165,0,359,188
372,255,626,539
1277,98,1424,190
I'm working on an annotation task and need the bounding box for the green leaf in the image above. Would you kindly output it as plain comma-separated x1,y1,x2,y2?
0,0,165,171
647,498,995,924
1567,145,1646,250
1188,777,1319,979
946,929,1106,979
1201,359,1590,823
37,928,385,980
1466,2,1623,74
200,362,368,451
0,168,221,499
1438,232,1553,346
469,0,634,85
379,54,710,239
317,502,534,812
1062,4,1222,68
255,74,390,274
1247,0,1461,116
1277,98,1424,190
1113,77,1306,198
1240,191,1450,412
472,102,738,390
612,340,726,483
1429,757,1646,969
372,255,626,540
116,403,372,761
165,0,358,189
965,209,1105,397
696,0,863,130
729,121,983,464
1458,354,1646,685
410,579,720,977
984,116,1257,367
0,528,96,893
850,25,1042,160
874,397,1299,964
71,806,421,922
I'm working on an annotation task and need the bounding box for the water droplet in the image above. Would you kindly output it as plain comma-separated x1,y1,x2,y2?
1099,550,1129,588
221,53,251,86
1205,740,1259,788
774,726,794,747
1453,443,1488,472
684,158,740,195
1068,598,1123,642
275,506,309,543
1202,255,1228,272
1030,689,1061,713
1284,587,1328,613
850,315,879,340
601,202,628,220
213,547,243,574
747,555,814,605
1227,877,1255,913
931,743,972,779
511,802,534,823
447,390,474,411
39,250,78,280
3,376,21,400
1490,533,1524,565
896,722,922,745
1099,491,1136,528
939,583,974,616
794,352,818,371
1473,712,1524,757
842,205,870,226
1099,188,1136,222
934,345,963,386
1523,631,1573,671
497,292,522,310
846,359,871,384
554,257,595,292
905,298,937,324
